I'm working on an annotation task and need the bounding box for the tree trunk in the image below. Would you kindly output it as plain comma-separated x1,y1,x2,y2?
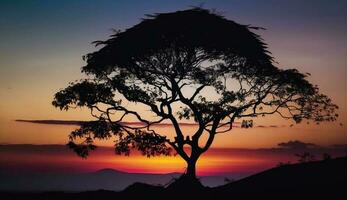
186,159,197,178
184,146,201,179
167,156,204,191
166,149,204,191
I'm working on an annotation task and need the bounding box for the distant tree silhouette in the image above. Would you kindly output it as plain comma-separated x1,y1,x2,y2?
276,161,291,167
295,152,316,163
224,177,235,184
322,153,332,161
52,8,338,182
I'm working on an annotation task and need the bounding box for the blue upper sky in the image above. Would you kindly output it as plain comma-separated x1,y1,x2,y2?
1,0,346,59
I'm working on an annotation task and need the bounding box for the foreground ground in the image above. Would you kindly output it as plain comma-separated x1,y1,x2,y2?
2,156,346,199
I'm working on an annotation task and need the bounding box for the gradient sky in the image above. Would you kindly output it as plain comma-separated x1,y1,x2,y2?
0,0,346,157
1,144,346,176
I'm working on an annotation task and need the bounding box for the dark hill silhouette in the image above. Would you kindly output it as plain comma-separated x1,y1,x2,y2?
2,156,346,199
212,156,347,198
94,168,126,175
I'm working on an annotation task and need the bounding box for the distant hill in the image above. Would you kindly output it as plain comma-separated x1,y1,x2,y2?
0,168,242,192
0,168,180,192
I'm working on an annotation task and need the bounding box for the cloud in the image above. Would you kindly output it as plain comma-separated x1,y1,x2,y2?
269,125,279,128
330,144,347,149
16,119,285,129
15,119,198,127
256,125,266,128
16,120,84,126
256,125,279,128
278,140,317,149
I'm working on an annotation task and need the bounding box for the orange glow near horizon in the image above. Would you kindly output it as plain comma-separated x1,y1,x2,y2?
6,144,345,176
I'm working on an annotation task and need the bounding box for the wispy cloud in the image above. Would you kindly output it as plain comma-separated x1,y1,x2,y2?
330,144,347,148
16,120,84,126
277,140,317,149
15,119,284,129
15,119,198,127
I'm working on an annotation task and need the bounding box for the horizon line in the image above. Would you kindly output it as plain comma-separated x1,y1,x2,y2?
2,143,347,150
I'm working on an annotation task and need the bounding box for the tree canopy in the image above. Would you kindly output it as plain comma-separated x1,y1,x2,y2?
52,8,338,178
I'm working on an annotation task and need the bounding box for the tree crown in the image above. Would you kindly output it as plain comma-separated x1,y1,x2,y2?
53,8,338,158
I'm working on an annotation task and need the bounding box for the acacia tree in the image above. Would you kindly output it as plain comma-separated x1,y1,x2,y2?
52,8,338,180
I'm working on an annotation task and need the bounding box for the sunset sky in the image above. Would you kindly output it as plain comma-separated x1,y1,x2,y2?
0,0,346,176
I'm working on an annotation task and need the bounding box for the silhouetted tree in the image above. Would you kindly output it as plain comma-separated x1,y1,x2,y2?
52,8,338,181
295,152,316,163
276,161,291,167
224,177,235,184
322,153,332,161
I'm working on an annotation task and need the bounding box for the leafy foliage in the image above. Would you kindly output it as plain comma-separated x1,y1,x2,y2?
53,80,116,110
115,130,172,157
